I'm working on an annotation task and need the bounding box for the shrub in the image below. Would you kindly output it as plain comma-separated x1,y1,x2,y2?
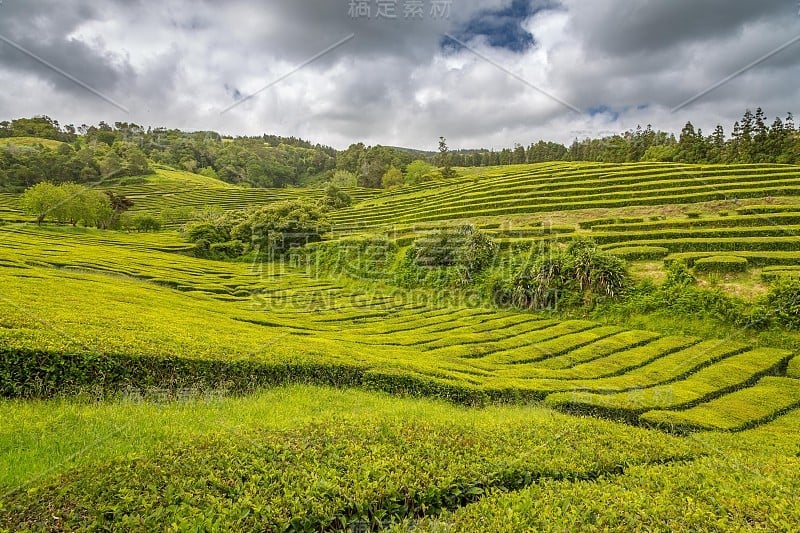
607,246,669,261
186,221,230,244
686,211,702,219
509,252,570,310
765,278,800,329
381,166,404,189
664,260,695,288
235,200,330,256
131,214,161,232
321,184,352,210
693,255,748,274
412,225,497,273
588,253,628,298
209,240,245,259
566,239,628,298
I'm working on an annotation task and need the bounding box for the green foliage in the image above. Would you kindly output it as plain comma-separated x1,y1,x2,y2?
0,116,76,142
693,255,748,273
381,166,404,189
330,169,357,188
337,143,413,188
19,182,112,227
664,260,695,288
642,377,800,431
437,137,457,179
184,201,331,259
19,182,65,225
404,160,435,185
607,246,669,260
509,251,571,310
321,183,352,209
237,199,330,255
504,239,628,310
0,389,695,531
766,277,800,329
411,225,498,274
130,214,162,233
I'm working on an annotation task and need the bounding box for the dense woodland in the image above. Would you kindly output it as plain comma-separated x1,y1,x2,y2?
1,109,798,191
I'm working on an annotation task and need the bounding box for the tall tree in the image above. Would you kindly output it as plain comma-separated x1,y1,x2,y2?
437,137,456,179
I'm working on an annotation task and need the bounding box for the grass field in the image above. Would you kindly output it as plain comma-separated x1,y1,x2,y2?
3,161,800,529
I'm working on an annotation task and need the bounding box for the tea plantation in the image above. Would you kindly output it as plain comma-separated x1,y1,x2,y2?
2,162,800,530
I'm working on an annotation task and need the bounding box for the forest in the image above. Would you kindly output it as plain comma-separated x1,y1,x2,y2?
1,109,798,193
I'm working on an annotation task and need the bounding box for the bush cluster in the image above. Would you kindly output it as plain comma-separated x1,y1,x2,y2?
497,239,629,310
182,199,330,260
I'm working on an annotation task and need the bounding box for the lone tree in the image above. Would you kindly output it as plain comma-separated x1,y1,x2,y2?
437,137,457,179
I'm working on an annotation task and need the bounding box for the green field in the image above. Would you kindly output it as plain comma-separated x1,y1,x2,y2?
3,161,800,530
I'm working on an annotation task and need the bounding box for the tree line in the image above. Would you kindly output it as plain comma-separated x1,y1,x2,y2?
2,109,797,193
448,109,798,167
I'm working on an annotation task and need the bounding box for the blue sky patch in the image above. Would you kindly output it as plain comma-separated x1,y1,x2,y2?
445,0,548,53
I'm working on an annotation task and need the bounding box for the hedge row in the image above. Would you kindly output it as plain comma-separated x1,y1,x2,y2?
351,169,800,221
347,164,791,216
2,400,696,531
607,246,670,260
605,236,800,254
665,251,800,268
735,205,800,215
334,175,800,223
693,255,749,273
334,184,800,226
579,217,646,229
0,348,512,406
594,225,800,245
640,377,800,432
596,212,800,233
545,348,790,422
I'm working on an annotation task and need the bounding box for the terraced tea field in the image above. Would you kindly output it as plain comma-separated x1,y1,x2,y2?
331,162,800,229
1,168,379,225
344,163,800,281
3,161,800,529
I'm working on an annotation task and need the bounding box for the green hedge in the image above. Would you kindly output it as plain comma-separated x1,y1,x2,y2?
666,251,800,268
597,213,800,233
693,255,749,273
607,246,669,260
736,205,800,215
609,236,800,254
2,400,696,531
545,348,790,421
594,225,800,245
640,377,800,432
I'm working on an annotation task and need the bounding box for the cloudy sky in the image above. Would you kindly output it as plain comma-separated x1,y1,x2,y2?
0,0,798,150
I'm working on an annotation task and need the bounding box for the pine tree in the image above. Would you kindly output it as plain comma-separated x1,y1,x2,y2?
437,137,457,179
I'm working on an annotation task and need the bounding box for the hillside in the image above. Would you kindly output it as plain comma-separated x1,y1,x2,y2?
0,136,65,149
2,161,800,529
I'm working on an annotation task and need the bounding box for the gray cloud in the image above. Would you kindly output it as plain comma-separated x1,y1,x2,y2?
0,0,797,149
